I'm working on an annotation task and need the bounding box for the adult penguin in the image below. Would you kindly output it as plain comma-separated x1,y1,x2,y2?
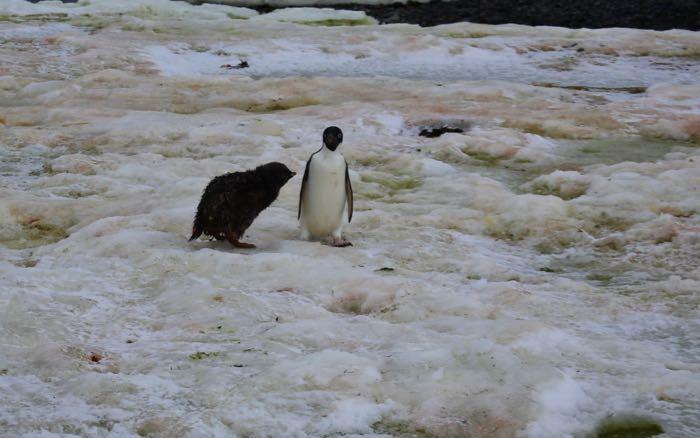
298,126,353,247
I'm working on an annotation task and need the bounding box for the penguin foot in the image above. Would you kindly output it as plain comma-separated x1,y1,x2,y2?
324,237,352,247
226,231,256,249
233,241,256,249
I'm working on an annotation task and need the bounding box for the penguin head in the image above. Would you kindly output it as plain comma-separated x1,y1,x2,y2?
256,162,296,187
323,126,343,151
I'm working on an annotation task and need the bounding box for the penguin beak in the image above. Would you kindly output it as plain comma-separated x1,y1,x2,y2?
291,172,297,177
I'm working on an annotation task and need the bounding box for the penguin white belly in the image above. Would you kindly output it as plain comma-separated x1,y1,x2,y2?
302,155,346,238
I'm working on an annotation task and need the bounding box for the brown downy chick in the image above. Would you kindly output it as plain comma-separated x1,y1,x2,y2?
190,162,296,248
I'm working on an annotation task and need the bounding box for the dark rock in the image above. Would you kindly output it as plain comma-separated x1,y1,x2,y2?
247,0,700,31
419,126,465,138
29,0,700,31
221,60,249,69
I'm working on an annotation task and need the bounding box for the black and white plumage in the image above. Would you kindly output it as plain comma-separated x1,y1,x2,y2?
190,162,296,248
298,126,353,247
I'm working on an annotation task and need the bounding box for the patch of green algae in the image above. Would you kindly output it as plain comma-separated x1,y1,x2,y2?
189,351,220,360
244,97,320,113
1,221,69,250
297,18,375,27
462,149,501,166
372,420,433,437
226,12,249,20
586,415,664,438
0,13,69,23
361,174,423,192
446,31,491,39
529,181,588,200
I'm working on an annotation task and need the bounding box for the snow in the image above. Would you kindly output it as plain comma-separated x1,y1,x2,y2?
251,7,377,25
1,0,700,436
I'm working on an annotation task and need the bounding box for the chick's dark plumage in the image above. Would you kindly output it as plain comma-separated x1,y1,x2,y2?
190,162,295,248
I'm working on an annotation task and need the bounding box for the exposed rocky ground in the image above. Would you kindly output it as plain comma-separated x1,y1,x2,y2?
187,0,700,30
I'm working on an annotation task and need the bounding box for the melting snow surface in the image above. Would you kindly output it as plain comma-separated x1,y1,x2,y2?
1,0,699,436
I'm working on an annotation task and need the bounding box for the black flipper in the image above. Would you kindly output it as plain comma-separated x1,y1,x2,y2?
345,161,353,223
298,149,321,220
298,156,312,220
